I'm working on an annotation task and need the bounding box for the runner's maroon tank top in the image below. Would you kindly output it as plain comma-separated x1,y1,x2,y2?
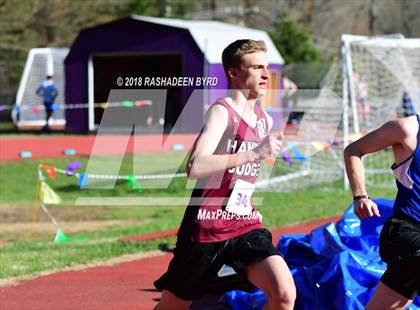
179,99,268,243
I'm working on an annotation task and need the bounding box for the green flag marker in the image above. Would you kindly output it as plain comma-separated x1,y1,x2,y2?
54,228,70,243
128,176,142,193
121,100,134,108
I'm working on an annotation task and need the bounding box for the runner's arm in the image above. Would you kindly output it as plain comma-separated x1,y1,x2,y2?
344,119,408,197
344,119,409,218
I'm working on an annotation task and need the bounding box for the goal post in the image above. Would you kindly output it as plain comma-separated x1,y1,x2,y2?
13,48,69,127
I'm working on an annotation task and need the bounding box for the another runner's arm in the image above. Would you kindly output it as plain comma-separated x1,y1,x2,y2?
344,119,408,218
187,105,282,179
344,119,408,196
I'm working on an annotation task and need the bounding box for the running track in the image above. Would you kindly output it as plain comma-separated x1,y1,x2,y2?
0,134,197,161
0,215,341,310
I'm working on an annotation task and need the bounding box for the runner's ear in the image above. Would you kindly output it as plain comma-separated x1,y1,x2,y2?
228,67,239,80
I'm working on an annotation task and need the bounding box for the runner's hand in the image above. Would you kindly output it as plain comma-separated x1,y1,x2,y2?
253,133,284,160
354,198,381,219
256,211,263,223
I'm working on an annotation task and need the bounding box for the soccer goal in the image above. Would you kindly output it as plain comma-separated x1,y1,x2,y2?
257,34,420,192
12,48,69,127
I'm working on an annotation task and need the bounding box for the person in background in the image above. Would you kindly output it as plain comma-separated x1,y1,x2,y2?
402,91,415,117
353,73,370,128
36,75,58,132
281,75,298,116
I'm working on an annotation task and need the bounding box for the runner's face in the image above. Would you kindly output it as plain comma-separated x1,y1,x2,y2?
230,52,270,99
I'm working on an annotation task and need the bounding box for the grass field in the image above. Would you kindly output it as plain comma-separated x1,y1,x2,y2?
0,152,397,280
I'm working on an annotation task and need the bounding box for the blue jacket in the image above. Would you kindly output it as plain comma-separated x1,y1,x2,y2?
37,80,58,104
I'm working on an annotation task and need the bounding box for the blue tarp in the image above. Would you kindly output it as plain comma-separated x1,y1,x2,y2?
222,199,420,309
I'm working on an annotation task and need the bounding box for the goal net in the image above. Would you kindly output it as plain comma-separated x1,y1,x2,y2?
13,48,69,127
256,86,344,192
257,34,420,192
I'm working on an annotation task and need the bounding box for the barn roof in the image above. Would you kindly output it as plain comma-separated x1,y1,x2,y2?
132,15,284,65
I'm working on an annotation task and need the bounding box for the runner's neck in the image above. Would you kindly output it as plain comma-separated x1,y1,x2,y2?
226,91,257,114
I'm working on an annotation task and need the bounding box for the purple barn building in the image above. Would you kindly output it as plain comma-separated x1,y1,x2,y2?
65,15,284,133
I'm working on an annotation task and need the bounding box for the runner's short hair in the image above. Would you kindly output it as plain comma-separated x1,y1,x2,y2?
222,39,267,83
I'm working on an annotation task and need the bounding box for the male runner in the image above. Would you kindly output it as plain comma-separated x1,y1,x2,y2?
344,115,420,309
154,40,296,310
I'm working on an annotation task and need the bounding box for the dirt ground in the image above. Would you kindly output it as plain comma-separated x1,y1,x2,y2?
0,204,109,222
0,204,143,240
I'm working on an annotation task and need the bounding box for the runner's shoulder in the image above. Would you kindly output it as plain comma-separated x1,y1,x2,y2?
203,101,229,130
205,101,229,120
385,116,417,139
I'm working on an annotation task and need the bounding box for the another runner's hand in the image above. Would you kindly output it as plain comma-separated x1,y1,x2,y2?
253,133,284,160
354,198,381,219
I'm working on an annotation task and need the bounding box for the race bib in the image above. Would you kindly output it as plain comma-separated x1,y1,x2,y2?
226,179,255,216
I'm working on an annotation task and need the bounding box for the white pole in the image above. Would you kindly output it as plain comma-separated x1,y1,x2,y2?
341,37,350,190
16,49,38,107
344,40,360,134
47,48,54,76
88,56,95,132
